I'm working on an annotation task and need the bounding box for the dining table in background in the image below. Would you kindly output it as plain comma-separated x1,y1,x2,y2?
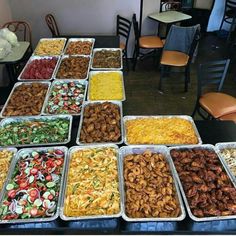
148,10,192,37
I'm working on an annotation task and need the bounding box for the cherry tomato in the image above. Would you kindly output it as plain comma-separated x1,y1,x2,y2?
45,175,52,181
48,194,54,200
8,190,16,198
30,168,38,175
29,189,38,198
30,208,38,216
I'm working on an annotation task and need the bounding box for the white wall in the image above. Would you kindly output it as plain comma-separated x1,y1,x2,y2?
0,0,12,86
8,0,140,48
8,0,160,57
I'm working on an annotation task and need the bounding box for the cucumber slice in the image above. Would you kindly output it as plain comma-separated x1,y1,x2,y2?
6,183,14,191
46,182,55,188
34,199,42,207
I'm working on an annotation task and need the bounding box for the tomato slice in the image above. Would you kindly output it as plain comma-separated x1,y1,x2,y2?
30,168,38,175
20,181,29,189
29,189,38,198
30,208,38,216
45,175,52,181
8,190,16,198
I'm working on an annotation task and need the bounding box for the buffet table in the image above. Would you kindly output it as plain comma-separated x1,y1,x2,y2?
0,119,236,235
0,35,236,235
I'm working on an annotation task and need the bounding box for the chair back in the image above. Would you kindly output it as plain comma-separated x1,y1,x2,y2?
226,0,236,10
132,14,140,40
164,24,200,55
45,14,60,37
2,20,32,50
188,26,201,64
116,15,132,52
197,59,231,97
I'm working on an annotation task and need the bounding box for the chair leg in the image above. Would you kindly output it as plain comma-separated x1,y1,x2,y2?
158,65,164,91
132,45,139,71
125,53,129,72
184,66,190,92
192,102,199,118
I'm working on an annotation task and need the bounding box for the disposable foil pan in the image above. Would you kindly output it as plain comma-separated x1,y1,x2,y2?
169,144,236,222
91,48,123,71
54,55,91,80
215,142,236,183
0,146,68,224
0,81,51,118
76,101,124,145
17,56,61,81
63,38,95,56
0,115,72,147
0,147,17,202
123,115,202,146
33,38,67,56
119,145,186,222
60,144,122,220
42,79,88,116
87,71,126,102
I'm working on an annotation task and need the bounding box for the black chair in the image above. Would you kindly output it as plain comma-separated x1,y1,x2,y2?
45,14,60,37
132,14,164,71
116,15,132,71
159,24,200,92
219,0,236,43
192,59,236,119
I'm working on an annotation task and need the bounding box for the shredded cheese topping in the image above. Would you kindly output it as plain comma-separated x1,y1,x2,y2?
125,118,198,144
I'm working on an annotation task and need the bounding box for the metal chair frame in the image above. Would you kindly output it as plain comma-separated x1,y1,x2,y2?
132,14,163,71
219,0,236,43
116,15,132,71
192,59,231,119
159,25,201,92
45,13,60,37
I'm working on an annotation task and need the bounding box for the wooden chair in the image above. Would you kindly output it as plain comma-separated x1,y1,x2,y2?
192,59,236,120
45,14,60,37
158,24,200,92
219,0,236,43
2,20,32,52
132,13,164,71
116,15,132,71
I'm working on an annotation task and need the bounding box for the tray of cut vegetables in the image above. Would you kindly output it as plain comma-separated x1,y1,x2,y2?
0,115,72,147
0,146,68,223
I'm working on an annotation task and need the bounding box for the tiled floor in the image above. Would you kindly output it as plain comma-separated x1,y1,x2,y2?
123,32,236,118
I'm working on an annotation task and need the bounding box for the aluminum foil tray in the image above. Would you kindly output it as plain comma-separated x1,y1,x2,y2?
169,144,236,222
87,71,126,102
76,101,124,145
60,144,122,220
119,145,186,222
0,115,72,147
0,146,68,224
123,115,202,146
91,48,123,71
